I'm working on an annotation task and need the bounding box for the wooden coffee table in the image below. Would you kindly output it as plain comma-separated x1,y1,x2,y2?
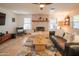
32,35,47,55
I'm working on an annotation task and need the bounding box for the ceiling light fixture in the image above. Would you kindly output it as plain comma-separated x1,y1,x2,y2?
33,3,52,10
39,4,45,10
40,4,45,8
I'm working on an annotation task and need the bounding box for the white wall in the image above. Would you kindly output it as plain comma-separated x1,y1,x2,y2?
0,8,18,33
0,8,78,34
17,14,49,32
49,10,79,26
16,14,32,33
49,10,79,33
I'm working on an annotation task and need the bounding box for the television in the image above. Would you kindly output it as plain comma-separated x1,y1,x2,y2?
0,12,6,25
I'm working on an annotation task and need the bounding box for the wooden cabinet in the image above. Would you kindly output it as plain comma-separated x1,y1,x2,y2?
0,34,12,43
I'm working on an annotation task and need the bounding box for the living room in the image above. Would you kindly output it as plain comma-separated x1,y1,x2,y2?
0,3,79,56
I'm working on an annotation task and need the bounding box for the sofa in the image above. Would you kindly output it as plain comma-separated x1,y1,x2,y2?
65,34,79,56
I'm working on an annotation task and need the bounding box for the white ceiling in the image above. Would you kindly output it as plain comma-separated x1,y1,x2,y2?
0,3,79,14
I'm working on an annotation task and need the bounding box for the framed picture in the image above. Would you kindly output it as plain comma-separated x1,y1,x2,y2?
12,18,15,22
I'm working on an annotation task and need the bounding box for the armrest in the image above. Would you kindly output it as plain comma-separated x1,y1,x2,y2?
65,42,79,56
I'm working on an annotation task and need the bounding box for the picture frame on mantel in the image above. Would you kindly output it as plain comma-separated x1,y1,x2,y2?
12,18,15,22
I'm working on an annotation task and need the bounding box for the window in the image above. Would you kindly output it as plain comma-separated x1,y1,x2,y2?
24,18,32,30
49,18,57,31
73,15,79,29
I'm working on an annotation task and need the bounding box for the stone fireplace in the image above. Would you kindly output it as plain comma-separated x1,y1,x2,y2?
32,22,48,32
32,14,49,32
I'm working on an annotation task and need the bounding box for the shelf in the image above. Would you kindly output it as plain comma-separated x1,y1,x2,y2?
32,20,49,22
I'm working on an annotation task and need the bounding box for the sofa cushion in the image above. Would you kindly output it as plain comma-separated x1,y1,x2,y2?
64,33,74,43
72,34,79,43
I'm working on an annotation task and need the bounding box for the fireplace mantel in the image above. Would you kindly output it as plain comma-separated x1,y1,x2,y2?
32,20,48,22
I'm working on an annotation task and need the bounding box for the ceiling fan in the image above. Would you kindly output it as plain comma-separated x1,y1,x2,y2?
33,3,52,10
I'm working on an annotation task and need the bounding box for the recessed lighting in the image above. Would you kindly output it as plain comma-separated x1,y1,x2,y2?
49,8,55,12
51,8,55,10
